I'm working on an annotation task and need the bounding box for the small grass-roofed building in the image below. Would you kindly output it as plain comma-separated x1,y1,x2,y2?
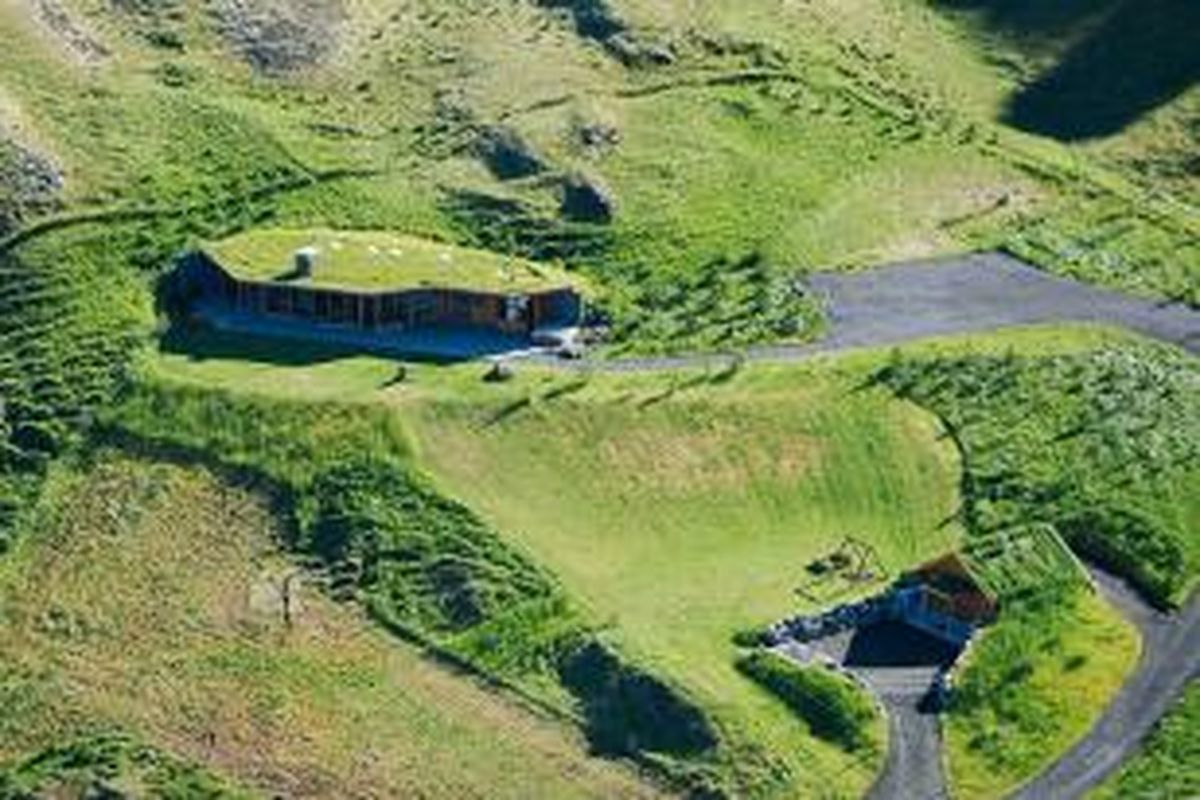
182,228,586,343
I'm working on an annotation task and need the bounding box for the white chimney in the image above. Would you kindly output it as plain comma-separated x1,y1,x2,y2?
295,247,319,277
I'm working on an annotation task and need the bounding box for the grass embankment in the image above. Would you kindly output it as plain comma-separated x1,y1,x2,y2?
1092,680,1200,800
99,381,725,794
942,585,1138,799
876,340,1198,797
0,454,656,799
393,357,963,796
142,323,1157,797
879,343,1200,607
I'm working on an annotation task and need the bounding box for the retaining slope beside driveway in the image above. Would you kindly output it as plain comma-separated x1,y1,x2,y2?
1007,570,1200,800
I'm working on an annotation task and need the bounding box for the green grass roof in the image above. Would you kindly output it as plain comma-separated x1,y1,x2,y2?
203,228,581,294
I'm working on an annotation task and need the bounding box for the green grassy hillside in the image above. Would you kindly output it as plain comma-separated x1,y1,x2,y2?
1,0,1196,539
399,360,962,796
0,453,657,799
1,0,1196,796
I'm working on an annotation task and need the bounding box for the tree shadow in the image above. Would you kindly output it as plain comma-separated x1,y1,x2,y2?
934,0,1200,141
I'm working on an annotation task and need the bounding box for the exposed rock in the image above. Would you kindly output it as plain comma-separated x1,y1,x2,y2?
473,125,546,181
605,32,675,68
559,171,616,224
32,0,110,63
210,0,345,75
0,136,63,237
536,0,674,68
575,120,621,156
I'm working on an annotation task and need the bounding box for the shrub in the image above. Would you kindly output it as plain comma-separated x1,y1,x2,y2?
559,639,719,758
0,732,247,798
876,344,1199,605
736,651,876,752
302,456,558,635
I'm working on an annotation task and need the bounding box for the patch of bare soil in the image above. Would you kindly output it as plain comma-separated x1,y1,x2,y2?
31,0,110,63
0,133,62,237
210,0,346,75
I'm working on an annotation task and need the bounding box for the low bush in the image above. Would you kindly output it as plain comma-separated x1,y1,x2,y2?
877,344,1200,605
0,732,247,799
301,455,560,636
735,650,876,752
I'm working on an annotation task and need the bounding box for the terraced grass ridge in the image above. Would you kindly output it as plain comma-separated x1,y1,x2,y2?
0,0,1197,796
0,454,657,799
204,228,582,293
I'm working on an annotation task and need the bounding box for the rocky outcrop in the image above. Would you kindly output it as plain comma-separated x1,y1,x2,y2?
209,0,345,75
0,136,63,237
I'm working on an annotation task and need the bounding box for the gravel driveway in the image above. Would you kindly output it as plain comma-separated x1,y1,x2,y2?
804,252,1200,356
570,251,1200,372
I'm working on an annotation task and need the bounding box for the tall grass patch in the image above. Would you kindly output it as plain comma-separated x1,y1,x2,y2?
878,344,1200,606
735,651,878,753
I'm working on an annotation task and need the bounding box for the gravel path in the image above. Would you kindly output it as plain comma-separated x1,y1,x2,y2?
561,251,1200,372
1007,570,1200,800
866,695,947,800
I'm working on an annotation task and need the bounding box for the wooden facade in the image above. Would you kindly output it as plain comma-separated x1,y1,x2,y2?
184,252,582,335
909,553,999,624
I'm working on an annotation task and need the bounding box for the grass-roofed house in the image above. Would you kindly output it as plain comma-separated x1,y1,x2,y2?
180,229,586,352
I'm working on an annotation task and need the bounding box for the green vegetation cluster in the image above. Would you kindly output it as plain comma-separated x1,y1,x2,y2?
879,343,1200,606
876,341,1191,795
734,651,876,754
1095,681,1200,800
941,583,1137,798
101,379,723,792
0,733,245,800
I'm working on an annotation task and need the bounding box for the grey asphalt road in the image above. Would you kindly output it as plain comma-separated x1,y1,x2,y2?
866,695,947,800
556,251,1200,372
803,252,1200,356
1007,570,1200,800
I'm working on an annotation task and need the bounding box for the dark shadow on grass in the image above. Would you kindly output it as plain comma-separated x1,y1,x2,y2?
159,324,463,367
160,324,362,367
557,639,718,759
934,0,1200,140
482,396,534,428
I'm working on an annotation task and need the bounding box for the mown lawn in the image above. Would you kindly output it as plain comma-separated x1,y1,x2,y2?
140,323,1150,797
0,455,658,800
392,360,964,796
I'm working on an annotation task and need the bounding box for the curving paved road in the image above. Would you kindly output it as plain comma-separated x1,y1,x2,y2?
559,251,1200,372
867,695,946,800
1007,570,1200,800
